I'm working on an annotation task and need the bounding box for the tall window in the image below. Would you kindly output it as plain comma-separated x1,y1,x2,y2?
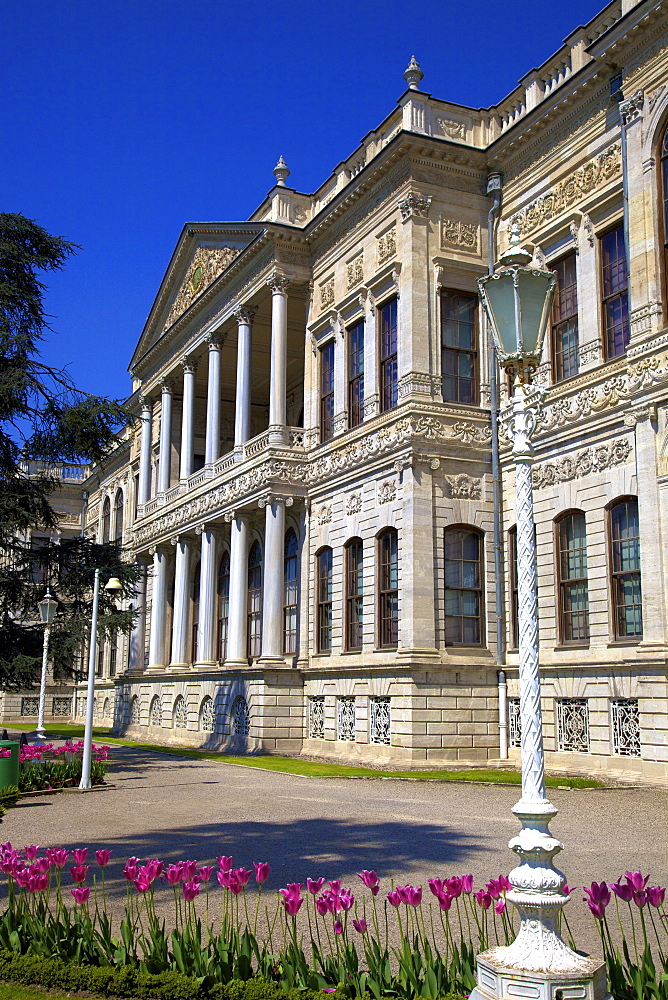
218,551,230,661
284,529,299,655
320,342,335,443
552,254,579,381
444,527,483,645
609,499,642,639
348,320,365,428
317,547,333,653
102,497,111,543
247,542,262,658
661,124,668,316
378,529,398,647
557,512,589,644
191,561,201,663
345,538,363,651
114,489,124,543
441,290,477,404
508,526,519,648
379,297,398,412
601,225,630,358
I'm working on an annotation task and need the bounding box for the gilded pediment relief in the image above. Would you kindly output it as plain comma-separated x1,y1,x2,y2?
164,246,240,329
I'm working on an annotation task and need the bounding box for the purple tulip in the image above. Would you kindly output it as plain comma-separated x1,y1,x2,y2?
583,881,610,919
444,876,463,898
474,890,492,910
428,878,444,896
217,855,233,872
180,860,198,880
387,889,402,907
282,895,303,916
35,857,50,873
307,877,326,894
339,890,355,911
145,859,163,881
166,865,183,885
352,918,368,933
328,879,341,893
28,873,48,893
71,848,88,865
611,881,633,902
333,919,343,934
133,876,152,893
437,891,454,911
24,846,40,862
647,885,665,907
357,870,380,895
227,875,245,895
182,880,200,901
461,873,474,893
562,883,576,896
71,886,90,904
625,871,650,892
217,870,231,888
315,897,329,915
46,848,68,869
123,858,139,881
495,898,506,914
633,891,648,908
405,886,422,907
69,864,89,884
95,850,111,868
198,866,214,883
253,862,270,884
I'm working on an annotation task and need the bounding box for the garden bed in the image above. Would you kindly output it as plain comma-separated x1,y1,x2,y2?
6,741,110,793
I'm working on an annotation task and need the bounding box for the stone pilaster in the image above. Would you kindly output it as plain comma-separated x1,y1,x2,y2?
267,273,290,444
205,337,221,464
226,513,249,666
180,358,197,479
170,535,192,666
234,307,254,448
157,381,173,494
138,396,153,506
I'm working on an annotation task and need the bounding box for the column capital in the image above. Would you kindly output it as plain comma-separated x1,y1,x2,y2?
180,355,198,375
234,304,256,325
206,333,223,351
160,378,174,393
195,521,221,537
139,393,153,409
258,493,294,509
266,271,290,295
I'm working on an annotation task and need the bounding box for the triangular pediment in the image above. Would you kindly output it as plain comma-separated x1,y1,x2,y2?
164,244,241,329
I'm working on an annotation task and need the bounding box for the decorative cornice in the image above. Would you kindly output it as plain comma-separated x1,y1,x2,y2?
532,439,632,489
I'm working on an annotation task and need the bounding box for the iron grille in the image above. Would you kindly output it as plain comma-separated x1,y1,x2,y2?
508,698,521,748
370,697,391,745
130,696,141,724
612,698,641,757
21,697,38,717
200,696,215,732
173,696,188,729
232,696,250,736
337,696,356,741
556,698,589,752
149,695,162,727
52,697,72,717
309,696,325,739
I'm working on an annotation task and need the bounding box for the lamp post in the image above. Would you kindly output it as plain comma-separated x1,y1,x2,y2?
79,571,122,790
36,591,58,742
471,228,610,1000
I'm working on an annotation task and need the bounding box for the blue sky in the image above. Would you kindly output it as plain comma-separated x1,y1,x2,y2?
3,0,604,401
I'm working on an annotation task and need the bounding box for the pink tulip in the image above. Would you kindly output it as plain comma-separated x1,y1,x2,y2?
69,864,89,883
387,889,402,907
461,873,474,893
144,859,163,881
71,886,90,904
328,879,341,893
182,880,200,901
444,876,463,898
253,862,270,884
428,878,444,896
611,881,633,902
95,850,111,867
71,848,88,864
227,875,246,895
405,886,422,907
583,881,610,919
133,876,152,893
333,919,343,934
198,866,214,883
217,870,231,889
633,891,648,908
495,898,506,914
166,865,183,885
35,857,50,874
232,867,252,887
217,855,233,872
648,886,665,908
474,890,492,909
352,918,368,933
307,877,326,894
123,858,139,881
437,891,454,911
357,870,380,895
180,860,198,879
625,871,650,892
24,846,40,861
339,890,355,911
27,873,48,893
315,897,329,915
282,895,303,916
562,883,576,896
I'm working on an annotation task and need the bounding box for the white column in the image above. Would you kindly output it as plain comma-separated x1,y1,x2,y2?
260,496,286,661
267,273,290,444
180,358,197,480
157,381,173,493
234,307,254,448
128,561,147,672
170,536,191,666
148,548,168,668
205,337,221,465
196,525,218,664
138,396,153,506
226,513,248,665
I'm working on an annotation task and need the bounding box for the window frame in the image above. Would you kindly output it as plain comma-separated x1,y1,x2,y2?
378,297,398,413
555,510,590,646
607,496,643,642
347,318,365,429
550,252,580,382
283,528,299,655
247,541,263,659
659,120,668,326
114,489,124,543
191,559,201,663
320,340,335,443
316,546,333,653
600,222,630,360
102,496,111,544
217,550,230,662
444,525,484,647
345,537,363,651
440,288,479,405
377,528,399,649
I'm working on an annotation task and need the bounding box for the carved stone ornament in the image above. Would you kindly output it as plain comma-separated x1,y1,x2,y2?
441,218,478,252
532,439,632,488
267,272,290,294
346,492,362,515
377,228,397,264
451,420,492,444
582,214,595,248
444,474,481,499
346,255,364,290
316,504,332,525
165,246,240,329
234,305,255,326
509,144,621,237
378,480,397,504
619,90,644,126
436,117,466,140
398,193,431,221
649,87,666,113
320,278,335,309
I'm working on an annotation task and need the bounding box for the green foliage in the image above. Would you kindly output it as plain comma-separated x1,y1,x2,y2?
0,785,19,808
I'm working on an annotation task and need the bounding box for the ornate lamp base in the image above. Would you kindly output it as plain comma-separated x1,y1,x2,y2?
470,951,611,1000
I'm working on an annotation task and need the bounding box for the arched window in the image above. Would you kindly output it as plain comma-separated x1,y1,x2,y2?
103,697,111,720
114,489,124,543
345,538,363,651
231,695,250,736
247,542,262,658
609,498,642,640
102,497,111,544
173,695,188,729
218,552,230,661
556,512,589,644
191,561,201,663
130,695,141,724
444,527,483,645
199,696,215,733
661,122,668,315
378,528,398,648
284,529,299,654
149,695,162,727
316,547,333,653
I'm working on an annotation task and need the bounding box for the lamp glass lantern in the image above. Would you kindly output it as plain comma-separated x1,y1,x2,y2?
37,592,57,626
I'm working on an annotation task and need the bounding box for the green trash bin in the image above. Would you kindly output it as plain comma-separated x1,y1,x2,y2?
0,741,20,791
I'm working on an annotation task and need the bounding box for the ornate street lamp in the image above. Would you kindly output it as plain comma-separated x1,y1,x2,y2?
79,572,122,790
472,229,610,1000
36,591,58,742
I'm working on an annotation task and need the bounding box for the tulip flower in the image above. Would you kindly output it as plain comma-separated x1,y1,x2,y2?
144,859,163,881
583,881,610,919
428,878,444,896
24,846,40,862
307,877,326,894
328,879,341,893
181,860,198,880
165,865,182,885
182,880,201,901
437,891,454,911
198,866,214,883
71,886,90,904
387,889,402,907
133,876,152,893
315,897,329,915
95,850,111,868
123,858,139,881
35,857,50,874
404,885,422,907
69,864,89,884
27,873,48,893
611,881,633,902
495,899,506,914
444,876,463,898
474,890,492,909
217,870,231,889
71,848,88,865
227,875,246,895
281,895,303,916
461,873,474,893
339,890,355,911
647,886,665,907
217,856,233,872
253,862,270,884
333,919,343,934
625,871,650,892
352,918,368,933
357,870,380,895
232,867,252,887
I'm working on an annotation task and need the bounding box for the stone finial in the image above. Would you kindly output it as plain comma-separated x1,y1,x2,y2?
404,56,424,91
273,155,290,187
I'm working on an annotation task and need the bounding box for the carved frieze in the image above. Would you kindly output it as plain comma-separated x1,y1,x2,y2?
165,246,240,329
619,90,644,127
320,278,334,309
441,218,478,252
444,474,481,499
399,193,431,221
346,493,362,515
316,505,332,525
346,255,364,290
509,145,621,238
377,228,397,264
378,480,397,504
532,440,632,488
436,118,466,140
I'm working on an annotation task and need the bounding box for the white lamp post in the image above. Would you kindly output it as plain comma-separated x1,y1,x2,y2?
79,571,122,790
471,228,610,1000
36,591,58,742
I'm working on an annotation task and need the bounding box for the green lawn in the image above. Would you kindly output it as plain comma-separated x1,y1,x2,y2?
16,723,603,788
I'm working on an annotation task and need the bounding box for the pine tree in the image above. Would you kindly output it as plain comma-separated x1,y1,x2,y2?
0,213,138,689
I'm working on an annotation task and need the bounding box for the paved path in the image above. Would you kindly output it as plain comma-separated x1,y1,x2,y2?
5,746,667,954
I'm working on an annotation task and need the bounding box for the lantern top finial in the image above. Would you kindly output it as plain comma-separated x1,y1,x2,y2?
497,221,533,268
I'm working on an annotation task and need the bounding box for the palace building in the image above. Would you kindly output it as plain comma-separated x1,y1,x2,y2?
18,0,668,782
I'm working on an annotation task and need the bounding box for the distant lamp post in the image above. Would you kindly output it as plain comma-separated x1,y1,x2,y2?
79,572,122,790
36,591,58,742
472,228,609,1000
